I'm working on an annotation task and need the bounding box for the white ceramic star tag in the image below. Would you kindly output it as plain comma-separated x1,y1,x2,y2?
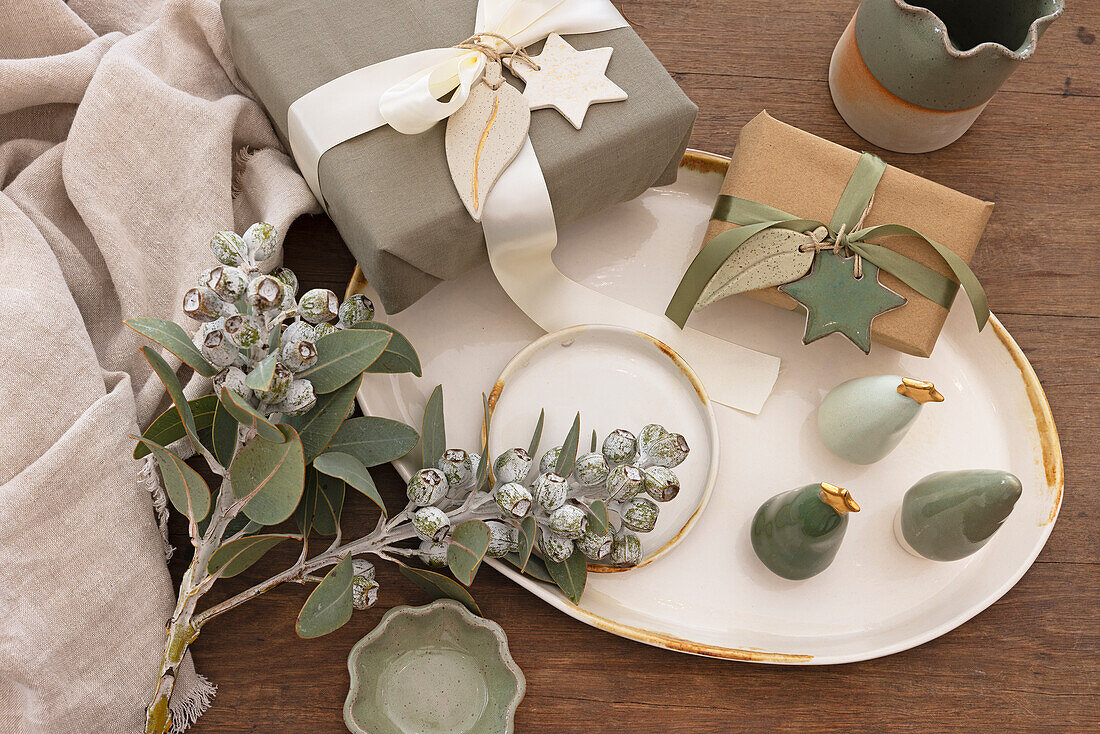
507,33,627,129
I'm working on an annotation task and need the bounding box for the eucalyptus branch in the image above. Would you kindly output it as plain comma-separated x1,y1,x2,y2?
132,221,693,734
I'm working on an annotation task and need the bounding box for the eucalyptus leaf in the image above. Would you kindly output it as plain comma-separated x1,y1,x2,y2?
124,317,218,377
297,329,391,393
446,520,490,586
512,516,537,573
293,467,316,537
421,384,445,470
351,322,422,377
219,387,284,444
587,500,609,537
313,471,344,535
313,451,385,516
210,398,238,466
501,552,554,583
555,413,581,477
326,416,419,468
474,393,491,492
398,564,481,615
245,353,278,392
230,424,305,525
527,409,545,458
137,438,210,523
208,533,299,578
545,547,587,604
591,429,598,453
142,346,201,449
296,555,354,639
283,375,361,463
133,395,218,459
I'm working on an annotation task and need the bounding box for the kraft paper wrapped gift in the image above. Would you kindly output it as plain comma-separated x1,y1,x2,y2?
222,0,697,313
703,112,993,357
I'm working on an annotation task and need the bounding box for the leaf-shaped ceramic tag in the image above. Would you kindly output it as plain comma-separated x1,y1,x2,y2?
695,228,816,311
445,61,531,222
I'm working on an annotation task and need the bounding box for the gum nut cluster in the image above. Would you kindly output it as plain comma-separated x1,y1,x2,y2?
407,425,688,571
188,223,375,419
351,559,379,611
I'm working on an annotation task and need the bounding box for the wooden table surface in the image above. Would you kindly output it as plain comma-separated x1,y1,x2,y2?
174,1,1099,730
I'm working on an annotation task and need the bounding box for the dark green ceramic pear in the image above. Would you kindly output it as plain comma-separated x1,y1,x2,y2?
895,470,1022,562
751,483,860,581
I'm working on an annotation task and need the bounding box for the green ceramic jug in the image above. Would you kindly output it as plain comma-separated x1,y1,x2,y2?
829,0,1064,152
818,375,943,465
751,483,860,580
895,469,1022,561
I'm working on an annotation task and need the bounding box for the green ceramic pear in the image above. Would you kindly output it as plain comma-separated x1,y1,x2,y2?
750,483,860,580
818,375,944,464
895,470,1023,562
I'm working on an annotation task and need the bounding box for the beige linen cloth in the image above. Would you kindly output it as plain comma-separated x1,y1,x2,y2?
0,0,317,731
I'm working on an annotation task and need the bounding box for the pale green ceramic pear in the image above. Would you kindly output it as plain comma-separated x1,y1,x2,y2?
818,375,943,464
895,470,1022,562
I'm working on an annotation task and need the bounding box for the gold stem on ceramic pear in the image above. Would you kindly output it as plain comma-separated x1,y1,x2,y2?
819,482,860,514
897,377,944,404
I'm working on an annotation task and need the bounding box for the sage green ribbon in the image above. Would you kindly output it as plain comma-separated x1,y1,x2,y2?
665,153,989,332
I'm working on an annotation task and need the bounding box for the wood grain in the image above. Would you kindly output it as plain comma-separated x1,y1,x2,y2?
179,0,1099,730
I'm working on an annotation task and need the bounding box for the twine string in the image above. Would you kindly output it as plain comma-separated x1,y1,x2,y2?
797,193,876,279
455,31,541,88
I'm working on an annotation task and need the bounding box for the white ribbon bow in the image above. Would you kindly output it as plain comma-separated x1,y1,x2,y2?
288,0,628,201
285,0,780,413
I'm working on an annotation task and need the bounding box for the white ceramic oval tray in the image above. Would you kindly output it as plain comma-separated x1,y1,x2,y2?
347,150,1063,664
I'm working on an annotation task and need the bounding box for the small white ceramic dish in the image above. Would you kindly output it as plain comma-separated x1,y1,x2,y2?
347,151,1063,664
344,599,524,734
486,324,720,570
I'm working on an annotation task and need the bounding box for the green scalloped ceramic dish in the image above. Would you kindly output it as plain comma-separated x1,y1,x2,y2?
344,600,525,734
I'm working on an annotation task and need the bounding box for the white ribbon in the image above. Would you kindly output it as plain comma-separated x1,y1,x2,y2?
285,0,780,413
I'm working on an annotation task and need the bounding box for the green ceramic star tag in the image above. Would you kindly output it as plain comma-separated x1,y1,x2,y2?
778,251,906,354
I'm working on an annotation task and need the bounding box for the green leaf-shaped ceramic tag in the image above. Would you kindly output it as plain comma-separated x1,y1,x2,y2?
133,395,218,459
231,424,305,525
398,564,481,615
125,318,218,377
296,555,354,638
695,228,815,310
314,451,386,516
326,416,419,468
207,533,299,578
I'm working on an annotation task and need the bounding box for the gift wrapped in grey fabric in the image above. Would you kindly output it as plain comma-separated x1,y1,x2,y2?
222,0,696,313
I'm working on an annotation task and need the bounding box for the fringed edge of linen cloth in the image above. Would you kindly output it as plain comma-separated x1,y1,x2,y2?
137,437,197,562
170,673,217,734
